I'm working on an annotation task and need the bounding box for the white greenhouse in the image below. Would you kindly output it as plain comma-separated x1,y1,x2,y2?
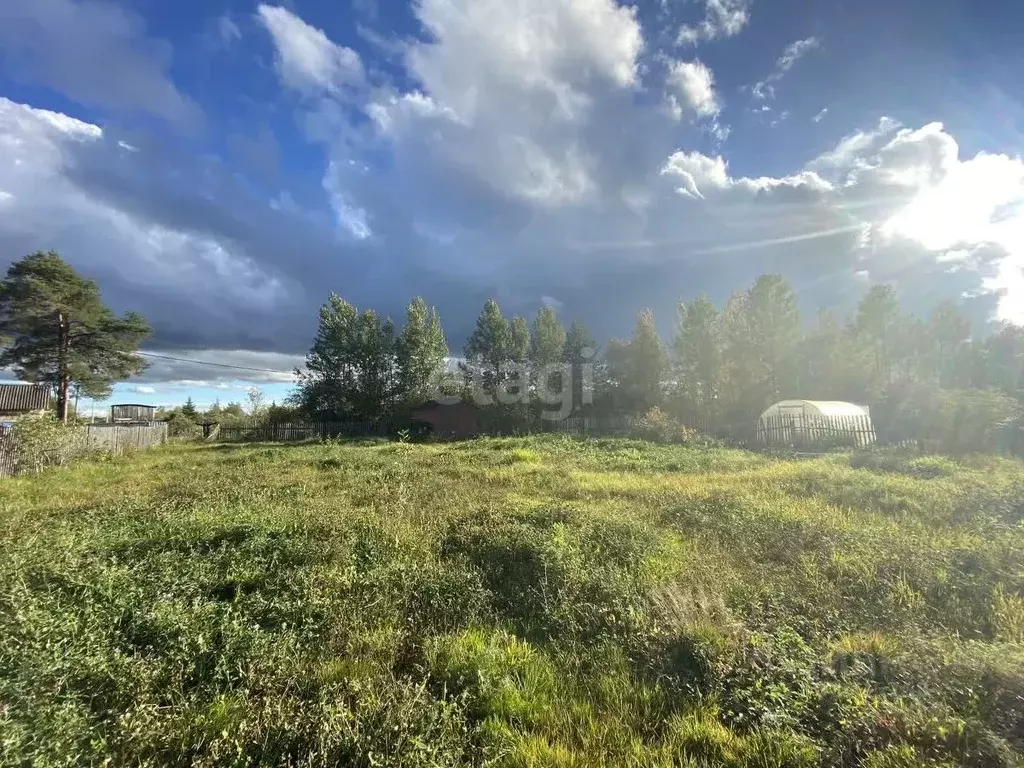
756,400,876,447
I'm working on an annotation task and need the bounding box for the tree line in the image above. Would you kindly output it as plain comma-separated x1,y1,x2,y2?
2,251,1021,447
292,274,1024,443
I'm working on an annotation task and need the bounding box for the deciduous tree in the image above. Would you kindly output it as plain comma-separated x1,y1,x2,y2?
464,299,511,397
673,294,720,416
564,319,595,413
397,297,449,404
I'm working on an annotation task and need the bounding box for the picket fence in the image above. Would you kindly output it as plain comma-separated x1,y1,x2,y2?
756,413,878,448
82,423,169,452
0,429,16,478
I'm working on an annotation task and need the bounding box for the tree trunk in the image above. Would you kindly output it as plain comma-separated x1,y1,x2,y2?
56,311,70,423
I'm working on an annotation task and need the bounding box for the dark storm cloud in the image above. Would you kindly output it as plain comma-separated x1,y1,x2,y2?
0,0,202,130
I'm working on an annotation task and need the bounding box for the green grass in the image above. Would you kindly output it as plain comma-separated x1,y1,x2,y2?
1,437,1022,767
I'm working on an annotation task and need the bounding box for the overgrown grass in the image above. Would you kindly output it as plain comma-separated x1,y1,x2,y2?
1,437,1022,767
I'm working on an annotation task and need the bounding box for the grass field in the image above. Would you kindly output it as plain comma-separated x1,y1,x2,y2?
1,437,1023,767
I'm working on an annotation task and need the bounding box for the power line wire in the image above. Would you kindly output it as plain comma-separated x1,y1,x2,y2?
135,351,297,375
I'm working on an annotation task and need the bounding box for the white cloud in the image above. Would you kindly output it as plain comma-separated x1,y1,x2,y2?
0,0,201,128
135,386,156,394
807,117,901,178
660,151,730,198
409,0,642,105
217,15,242,46
661,150,830,199
665,59,720,119
751,36,821,101
677,0,751,46
257,4,364,95
659,118,1024,323
777,37,820,73
813,107,828,123
356,0,643,208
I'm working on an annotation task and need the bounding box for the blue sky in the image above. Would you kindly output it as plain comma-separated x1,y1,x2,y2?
1,0,1023,409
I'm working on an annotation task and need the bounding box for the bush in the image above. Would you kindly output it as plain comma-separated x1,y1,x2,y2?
166,412,201,441
6,415,88,474
634,407,704,444
875,384,1021,454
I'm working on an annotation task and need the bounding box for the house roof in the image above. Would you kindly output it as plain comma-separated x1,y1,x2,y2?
0,383,51,412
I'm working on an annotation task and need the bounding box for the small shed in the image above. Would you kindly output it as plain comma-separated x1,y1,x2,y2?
0,384,51,420
111,403,157,423
410,400,479,439
757,400,876,447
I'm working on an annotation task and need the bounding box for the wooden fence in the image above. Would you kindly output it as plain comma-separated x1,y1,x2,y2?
82,423,169,453
756,414,877,449
211,411,1023,456
0,428,16,478
218,421,397,443
0,422,168,478
217,413,711,443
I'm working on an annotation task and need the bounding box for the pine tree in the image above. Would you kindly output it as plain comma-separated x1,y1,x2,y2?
180,397,198,419
0,251,150,421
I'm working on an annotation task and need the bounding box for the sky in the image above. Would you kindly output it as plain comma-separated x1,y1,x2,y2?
1,0,1023,410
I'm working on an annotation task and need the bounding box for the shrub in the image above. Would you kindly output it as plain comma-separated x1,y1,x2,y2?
634,407,703,444
7,415,89,474
166,412,201,441
875,384,1021,454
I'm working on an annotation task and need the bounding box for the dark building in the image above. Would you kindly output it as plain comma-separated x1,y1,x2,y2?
111,403,157,423
0,383,51,420
410,400,479,439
